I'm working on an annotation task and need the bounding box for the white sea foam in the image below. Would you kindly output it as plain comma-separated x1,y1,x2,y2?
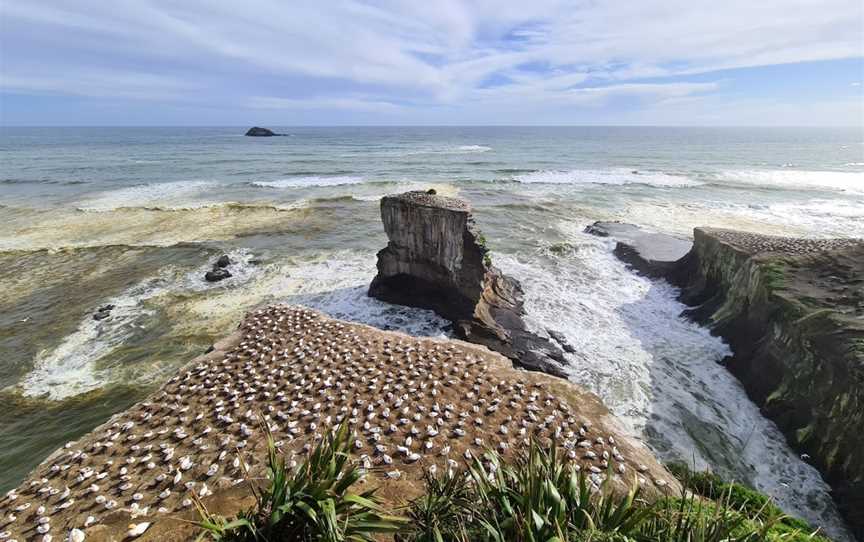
17,249,259,400
513,168,701,188
76,180,219,211
493,226,852,540
346,144,492,158
618,197,864,240
19,280,160,399
455,145,492,153
713,169,864,194
251,175,366,189
276,252,451,338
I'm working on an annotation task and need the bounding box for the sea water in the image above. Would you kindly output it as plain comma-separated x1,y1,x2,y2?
1,126,861,539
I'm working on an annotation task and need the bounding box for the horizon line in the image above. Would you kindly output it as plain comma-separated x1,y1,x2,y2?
2,124,862,129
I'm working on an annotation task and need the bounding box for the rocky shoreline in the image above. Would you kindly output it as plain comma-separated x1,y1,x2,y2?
0,306,675,541
588,222,864,539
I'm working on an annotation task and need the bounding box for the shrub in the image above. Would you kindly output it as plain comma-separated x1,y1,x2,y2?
665,461,825,540
195,422,406,542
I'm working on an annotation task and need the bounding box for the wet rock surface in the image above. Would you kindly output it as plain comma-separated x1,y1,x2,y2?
92,304,115,321
369,191,568,377
585,221,692,278
204,255,233,282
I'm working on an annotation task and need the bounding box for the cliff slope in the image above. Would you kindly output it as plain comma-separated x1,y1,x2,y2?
669,228,864,537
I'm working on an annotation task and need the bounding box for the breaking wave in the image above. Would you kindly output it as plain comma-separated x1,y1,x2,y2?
251,175,366,189
15,250,259,400
512,168,701,188
710,169,864,194
75,180,219,211
494,226,851,539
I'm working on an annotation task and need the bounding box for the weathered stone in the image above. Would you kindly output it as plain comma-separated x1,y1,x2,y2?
369,191,568,377
585,221,692,278
215,254,231,268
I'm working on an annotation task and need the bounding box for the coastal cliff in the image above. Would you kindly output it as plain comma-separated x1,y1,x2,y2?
369,190,568,377
669,228,864,538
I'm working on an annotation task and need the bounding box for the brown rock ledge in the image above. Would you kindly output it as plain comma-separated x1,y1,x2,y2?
0,305,676,541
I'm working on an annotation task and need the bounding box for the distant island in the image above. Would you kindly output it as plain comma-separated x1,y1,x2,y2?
244,126,283,137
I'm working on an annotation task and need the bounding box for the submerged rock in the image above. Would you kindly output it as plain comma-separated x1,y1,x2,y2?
244,126,281,137
547,329,576,354
369,190,568,377
204,254,234,282
92,304,115,321
205,268,231,282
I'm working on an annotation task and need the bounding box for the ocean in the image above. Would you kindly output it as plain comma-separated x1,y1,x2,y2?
1,126,862,538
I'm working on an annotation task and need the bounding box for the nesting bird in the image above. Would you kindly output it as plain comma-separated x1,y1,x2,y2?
0,305,660,540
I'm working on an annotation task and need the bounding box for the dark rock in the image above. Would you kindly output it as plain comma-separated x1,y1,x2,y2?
205,268,232,282
426,188,437,195
584,221,692,278
215,255,231,268
245,126,281,137
369,190,568,378
547,329,576,353
93,304,115,320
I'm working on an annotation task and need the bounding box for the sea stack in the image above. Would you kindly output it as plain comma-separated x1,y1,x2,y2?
369,190,568,377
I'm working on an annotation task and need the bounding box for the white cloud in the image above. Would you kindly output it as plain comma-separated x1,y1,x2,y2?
0,0,862,124
248,96,403,113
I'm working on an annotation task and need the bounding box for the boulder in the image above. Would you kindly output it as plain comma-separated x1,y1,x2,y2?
244,126,281,137
93,304,115,321
215,254,231,268
205,268,232,282
368,191,568,377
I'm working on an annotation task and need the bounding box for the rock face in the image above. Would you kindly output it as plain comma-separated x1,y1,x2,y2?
667,228,864,538
369,191,568,377
244,126,280,137
585,221,692,277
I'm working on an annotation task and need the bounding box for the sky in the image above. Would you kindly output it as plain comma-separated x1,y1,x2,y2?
1,0,863,126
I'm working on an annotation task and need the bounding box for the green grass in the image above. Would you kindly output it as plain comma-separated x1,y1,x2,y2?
197,435,822,542
194,422,406,542
665,462,827,541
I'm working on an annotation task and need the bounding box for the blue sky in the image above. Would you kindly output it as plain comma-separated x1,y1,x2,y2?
1,1,862,126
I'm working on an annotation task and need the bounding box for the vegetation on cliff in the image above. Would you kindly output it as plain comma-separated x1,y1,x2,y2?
196,426,821,542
